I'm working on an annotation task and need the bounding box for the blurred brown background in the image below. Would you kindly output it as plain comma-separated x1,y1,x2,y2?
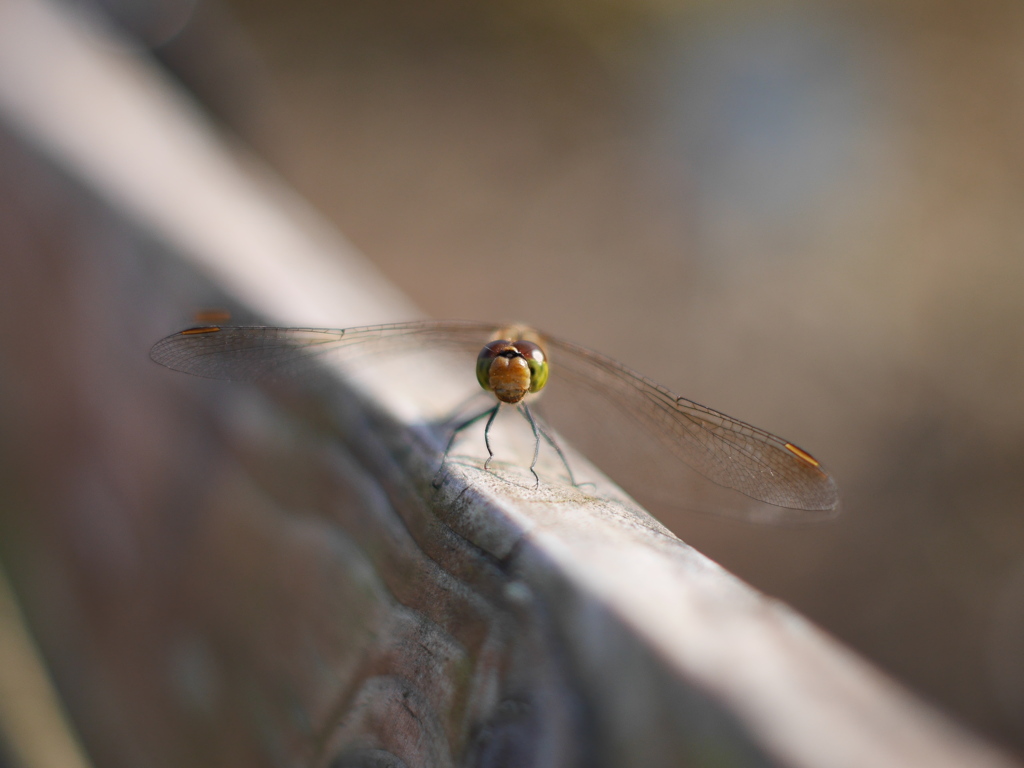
75,0,1024,757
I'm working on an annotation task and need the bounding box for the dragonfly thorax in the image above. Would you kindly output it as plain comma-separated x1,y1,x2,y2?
476,339,549,404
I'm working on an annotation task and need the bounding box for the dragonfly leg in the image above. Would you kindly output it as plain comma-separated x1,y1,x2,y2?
439,390,492,431
481,404,501,470
518,403,542,488
433,402,500,487
521,403,580,487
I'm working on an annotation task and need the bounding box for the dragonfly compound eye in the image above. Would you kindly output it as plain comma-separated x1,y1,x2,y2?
476,340,508,391
511,341,549,393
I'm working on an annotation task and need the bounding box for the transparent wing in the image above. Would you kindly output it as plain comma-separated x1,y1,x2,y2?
539,334,839,516
149,321,495,381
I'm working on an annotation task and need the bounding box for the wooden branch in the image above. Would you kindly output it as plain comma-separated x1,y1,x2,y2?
0,0,1018,766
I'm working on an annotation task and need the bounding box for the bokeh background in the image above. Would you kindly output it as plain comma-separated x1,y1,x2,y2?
67,0,1024,757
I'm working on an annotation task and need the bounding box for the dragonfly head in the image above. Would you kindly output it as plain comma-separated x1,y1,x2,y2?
476,339,549,404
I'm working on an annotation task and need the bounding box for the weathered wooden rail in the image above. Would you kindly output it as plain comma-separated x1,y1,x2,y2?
0,0,1018,766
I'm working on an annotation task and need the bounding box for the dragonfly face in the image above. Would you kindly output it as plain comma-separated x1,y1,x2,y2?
475,339,550,404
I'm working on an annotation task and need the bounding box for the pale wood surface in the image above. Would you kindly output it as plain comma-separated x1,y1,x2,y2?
0,0,1019,766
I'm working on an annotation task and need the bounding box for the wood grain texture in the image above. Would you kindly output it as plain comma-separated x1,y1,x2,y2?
0,1,1019,766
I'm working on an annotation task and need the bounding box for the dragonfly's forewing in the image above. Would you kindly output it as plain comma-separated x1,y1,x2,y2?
149,322,495,381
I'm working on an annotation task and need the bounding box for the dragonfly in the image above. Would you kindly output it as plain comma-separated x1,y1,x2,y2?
150,321,839,522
